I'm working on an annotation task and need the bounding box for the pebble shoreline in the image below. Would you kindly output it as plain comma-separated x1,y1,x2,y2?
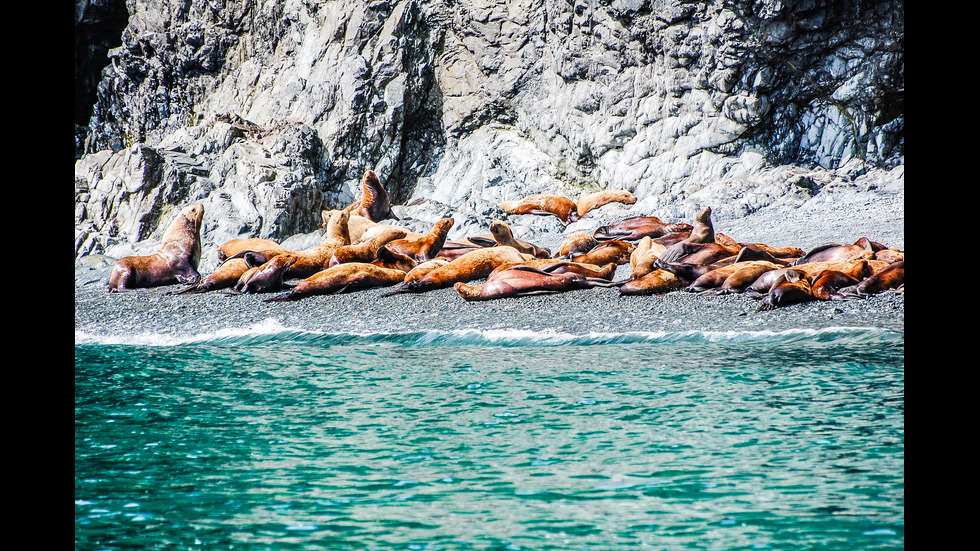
75,186,905,340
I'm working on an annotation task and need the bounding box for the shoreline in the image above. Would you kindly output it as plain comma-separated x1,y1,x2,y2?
75,188,905,341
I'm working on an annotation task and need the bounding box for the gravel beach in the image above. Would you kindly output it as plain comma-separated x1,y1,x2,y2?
75,186,905,340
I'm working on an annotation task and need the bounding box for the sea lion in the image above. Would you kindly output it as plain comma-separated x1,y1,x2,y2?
373,246,419,273
382,246,535,296
575,189,637,217
168,256,253,295
328,226,410,266
453,265,620,302
874,248,905,263
322,210,378,243
619,268,688,296
489,219,551,258
343,170,396,222
217,238,285,263
744,259,873,297
592,216,693,241
571,239,636,266
851,260,904,296
380,217,454,262
265,262,407,302
735,243,805,261
401,258,451,285
107,204,205,292
685,260,783,294
790,242,875,266
556,231,599,258
757,269,813,310
230,253,298,294
687,206,716,244
498,194,580,224
281,209,353,279
490,259,617,280
629,236,668,280
810,270,862,301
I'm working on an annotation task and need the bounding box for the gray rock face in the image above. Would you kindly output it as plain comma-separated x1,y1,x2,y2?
75,0,904,266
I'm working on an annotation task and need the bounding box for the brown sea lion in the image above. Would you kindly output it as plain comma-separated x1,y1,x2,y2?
373,246,420,273
654,207,737,265
685,261,783,294
810,270,862,301
851,260,904,296
757,269,813,310
575,189,637,217
281,209,353,279
265,262,407,302
790,242,875,266
745,260,873,297
401,258,451,285
556,231,599,258
168,257,253,295
107,204,205,292
629,236,668,280
736,243,805,260
490,259,617,280
454,265,620,302
217,238,285,263
498,194,580,224
343,170,396,222
489,219,551,258
328,226,410,267
687,206,716,244
322,210,378,243
380,217,454,263
382,246,535,296
571,239,636,266
230,253,298,294
593,216,693,241
619,268,687,296
874,248,905,264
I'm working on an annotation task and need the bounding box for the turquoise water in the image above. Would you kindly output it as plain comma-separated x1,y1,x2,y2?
75,326,904,550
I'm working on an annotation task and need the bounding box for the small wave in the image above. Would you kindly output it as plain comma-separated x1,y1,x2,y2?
76,321,902,348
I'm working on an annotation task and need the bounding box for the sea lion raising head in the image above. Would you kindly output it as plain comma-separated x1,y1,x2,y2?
107,204,205,292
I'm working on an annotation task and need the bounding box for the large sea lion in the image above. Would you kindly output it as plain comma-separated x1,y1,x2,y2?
851,260,904,296
382,246,535,296
571,239,636,266
489,259,617,280
107,204,205,292
328,226,410,266
343,170,396,222
380,217,454,262
489,219,551,258
810,270,862,301
498,194,580,224
217,238,285,263
575,189,637,217
619,268,687,296
745,259,873,297
322,210,378,243
629,236,668,280
654,207,739,266
454,265,620,302
593,216,692,241
265,262,407,302
556,231,599,258
168,256,253,295
757,269,814,310
281,209,353,279
230,253,298,294
790,241,875,266
684,260,783,294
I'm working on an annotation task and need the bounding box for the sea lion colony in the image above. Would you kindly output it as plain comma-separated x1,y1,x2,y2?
108,170,904,310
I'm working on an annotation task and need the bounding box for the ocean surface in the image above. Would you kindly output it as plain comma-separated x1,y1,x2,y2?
75,324,904,550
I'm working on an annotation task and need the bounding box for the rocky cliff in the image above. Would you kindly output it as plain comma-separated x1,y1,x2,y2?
74,0,904,266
